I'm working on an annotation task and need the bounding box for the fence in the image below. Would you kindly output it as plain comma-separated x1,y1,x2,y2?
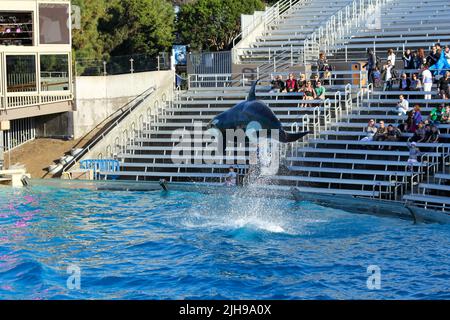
187,51,232,75
76,52,170,76
2,117,36,151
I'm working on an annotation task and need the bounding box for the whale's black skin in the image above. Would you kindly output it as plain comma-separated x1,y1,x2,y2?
207,80,310,143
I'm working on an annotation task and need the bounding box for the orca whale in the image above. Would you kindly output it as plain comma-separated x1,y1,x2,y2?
207,80,309,143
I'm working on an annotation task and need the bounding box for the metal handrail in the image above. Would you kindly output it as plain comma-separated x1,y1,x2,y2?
304,0,392,63
62,87,156,173
232,0,305,48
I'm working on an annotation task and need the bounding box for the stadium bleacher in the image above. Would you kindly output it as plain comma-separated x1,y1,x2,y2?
91,0,450,215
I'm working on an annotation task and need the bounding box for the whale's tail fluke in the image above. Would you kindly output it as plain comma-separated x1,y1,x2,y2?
279,130,310,143
247,79,260,101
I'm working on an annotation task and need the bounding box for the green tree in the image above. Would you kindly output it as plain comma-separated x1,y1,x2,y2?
100,0,175,57
177,0,265,51
71,0,108,61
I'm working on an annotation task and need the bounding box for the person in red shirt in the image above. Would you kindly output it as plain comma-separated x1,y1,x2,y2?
285,73,298,92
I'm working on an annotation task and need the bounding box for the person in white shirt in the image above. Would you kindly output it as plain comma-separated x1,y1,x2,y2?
422,67,433,99
387,48,396,66
383,60,394,91
396,95,410,116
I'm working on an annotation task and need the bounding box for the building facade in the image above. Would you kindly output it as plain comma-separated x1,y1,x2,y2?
0,0,73,165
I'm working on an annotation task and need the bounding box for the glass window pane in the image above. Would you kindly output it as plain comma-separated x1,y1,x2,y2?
0,11,33,46
40,54,69,91
39,4,70,45
6,55,36,92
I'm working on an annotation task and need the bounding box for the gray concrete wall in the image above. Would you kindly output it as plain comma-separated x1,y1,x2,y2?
73,70,174,139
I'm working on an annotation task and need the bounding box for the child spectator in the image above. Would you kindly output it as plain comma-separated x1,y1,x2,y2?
407,142,421,171
372,67,382,88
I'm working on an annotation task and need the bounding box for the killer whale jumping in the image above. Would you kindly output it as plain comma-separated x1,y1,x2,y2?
206,80,310,143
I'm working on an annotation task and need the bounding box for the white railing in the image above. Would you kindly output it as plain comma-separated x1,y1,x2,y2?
3,92,72,110
63,74,174,173
187,70,368,89
303,0,392,63
232,0,306,64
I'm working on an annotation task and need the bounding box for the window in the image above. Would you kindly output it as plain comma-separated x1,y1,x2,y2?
39,3,70,45
6,55,37,92
0,11,33,46
40,54,69,91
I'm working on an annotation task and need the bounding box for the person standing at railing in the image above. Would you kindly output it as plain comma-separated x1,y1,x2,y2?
387,49,396,66
422,67,433,99
363,49,377,84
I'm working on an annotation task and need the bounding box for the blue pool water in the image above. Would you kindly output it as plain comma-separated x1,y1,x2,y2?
0,185,449,300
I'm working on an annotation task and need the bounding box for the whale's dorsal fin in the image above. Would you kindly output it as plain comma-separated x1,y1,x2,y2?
247,79,260,101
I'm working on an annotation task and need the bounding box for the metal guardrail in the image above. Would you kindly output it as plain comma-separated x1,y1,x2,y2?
232,0,305,48
187,70,368,89
232,0,306,65
303,0,392,63
62,87,156,173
